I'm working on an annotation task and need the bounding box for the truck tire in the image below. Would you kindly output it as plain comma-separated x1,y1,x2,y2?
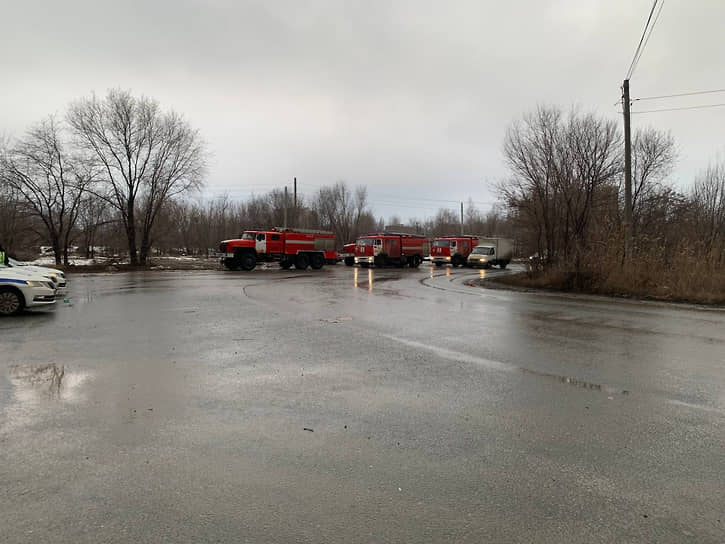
398,256,407,268
500,261,507,269
374,255,385,268
409,255,421,268
452,255,463,267
295,254,309,270
0,287,23,316
280,259,292,269
310,253,324,270
223,258,239,270
344,257,354,266
240,253,256,271
435,262,443,267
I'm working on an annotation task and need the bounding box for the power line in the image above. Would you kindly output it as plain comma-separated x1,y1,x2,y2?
633,88,725,102
631,102,725,114
629,0,664,78
625,0,661,80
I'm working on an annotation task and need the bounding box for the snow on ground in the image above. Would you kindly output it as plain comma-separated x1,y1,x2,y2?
30,257,115,266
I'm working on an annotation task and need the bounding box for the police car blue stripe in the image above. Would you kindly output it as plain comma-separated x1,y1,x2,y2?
0,278,28,285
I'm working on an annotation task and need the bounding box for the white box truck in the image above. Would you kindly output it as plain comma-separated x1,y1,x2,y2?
467,238,514,269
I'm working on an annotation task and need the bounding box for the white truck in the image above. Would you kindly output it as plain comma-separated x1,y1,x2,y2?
467,238,514,269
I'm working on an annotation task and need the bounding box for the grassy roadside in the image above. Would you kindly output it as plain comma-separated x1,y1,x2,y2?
479,266,725,306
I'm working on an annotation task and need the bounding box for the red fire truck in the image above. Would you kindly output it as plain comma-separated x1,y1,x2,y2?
431,235,478,267
354,232,429,268
340,243,356,266
219,228,337,271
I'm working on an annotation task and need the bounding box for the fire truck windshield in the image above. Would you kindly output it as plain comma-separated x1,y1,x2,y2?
241,232,256,240
432,240,451,247
357,238,374,246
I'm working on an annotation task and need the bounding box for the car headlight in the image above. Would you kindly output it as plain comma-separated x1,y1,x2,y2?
25,280,45,287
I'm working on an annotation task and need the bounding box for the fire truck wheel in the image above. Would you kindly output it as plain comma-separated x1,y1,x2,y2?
435,262,443,267
294,254,309,270
409,255,420,268
374,255,385,268
453,255,464,267
500,261,508,269
344,257,354,266
223,258,239,270
310,253,324,269
280,260,292,269
240,253,256,271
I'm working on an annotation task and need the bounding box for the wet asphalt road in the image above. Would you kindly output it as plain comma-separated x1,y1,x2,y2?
1,264,725,543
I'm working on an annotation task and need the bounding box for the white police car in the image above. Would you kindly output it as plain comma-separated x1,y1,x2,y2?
7,257,67,295
0,264,57,316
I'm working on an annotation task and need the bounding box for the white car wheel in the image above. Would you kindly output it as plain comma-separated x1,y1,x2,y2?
0,289,23,316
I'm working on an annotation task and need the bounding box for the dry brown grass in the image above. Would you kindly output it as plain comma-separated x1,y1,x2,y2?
499,245,725,305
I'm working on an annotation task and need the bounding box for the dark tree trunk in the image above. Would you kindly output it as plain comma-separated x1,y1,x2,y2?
51,235,62,266
126,200,138,265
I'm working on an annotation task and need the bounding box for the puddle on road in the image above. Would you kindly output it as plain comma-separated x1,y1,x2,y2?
7,364,88,403
321,317,353,324
520,367,628,394
353,267,402,292
384,334,630,396
9,364,65,399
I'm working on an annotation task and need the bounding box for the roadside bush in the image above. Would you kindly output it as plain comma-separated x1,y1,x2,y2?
505,239,725,304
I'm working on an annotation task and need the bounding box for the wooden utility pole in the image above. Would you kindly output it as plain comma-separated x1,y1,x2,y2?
283,186,288,229
623,79,633,259
460,202,464,235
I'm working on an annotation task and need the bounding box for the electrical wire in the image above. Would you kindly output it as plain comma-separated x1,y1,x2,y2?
625,0,661,80
631,102,725,114
633,88,725,102
629,0,664,79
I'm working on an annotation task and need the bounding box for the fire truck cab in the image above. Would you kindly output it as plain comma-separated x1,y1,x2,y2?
220,228,336,271
354,232,429,268
340,243,356,266
431,235,478,267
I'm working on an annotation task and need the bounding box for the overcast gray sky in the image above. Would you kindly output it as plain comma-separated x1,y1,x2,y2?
1,0,723,221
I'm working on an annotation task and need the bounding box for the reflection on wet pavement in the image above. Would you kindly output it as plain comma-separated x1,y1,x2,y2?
9,364,65,399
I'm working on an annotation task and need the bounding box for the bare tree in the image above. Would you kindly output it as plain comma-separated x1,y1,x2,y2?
0,116,92,264
692,160,725,257
501,106,564,263
314,182,370,243
0,183,30,254
558,111,622,259
629,128,677,235
68,89,206,265
77,193,111,259
501,106,621,265
431,208,459,236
